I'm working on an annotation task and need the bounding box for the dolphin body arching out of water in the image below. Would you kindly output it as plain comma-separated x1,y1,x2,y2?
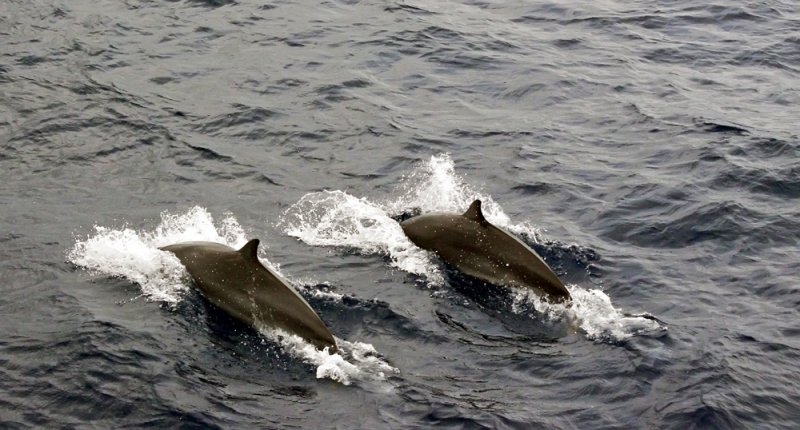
400,200,571,303
160,239,338,352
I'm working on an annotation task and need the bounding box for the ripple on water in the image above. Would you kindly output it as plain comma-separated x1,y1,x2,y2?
3,0,800,427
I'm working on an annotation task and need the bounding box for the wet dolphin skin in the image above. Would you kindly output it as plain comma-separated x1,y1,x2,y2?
160,239,338,352
401,200,571,302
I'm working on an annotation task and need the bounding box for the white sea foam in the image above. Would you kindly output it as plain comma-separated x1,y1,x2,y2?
295,282,345,301
258,326,398,388
280,154,545,286
67,207,249,305
383,153,545,242
68,207,395,385
280,189,444,283
281,154,665,341
511,286,667,341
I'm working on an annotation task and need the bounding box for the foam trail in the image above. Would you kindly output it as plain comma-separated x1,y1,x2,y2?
390,155,665,340
67,207,248,305
279,154,544,285
511,286,667,341
69,207,396,385
258,326,398,388
280,190,443,283
295,282,346,301
281,154,665,341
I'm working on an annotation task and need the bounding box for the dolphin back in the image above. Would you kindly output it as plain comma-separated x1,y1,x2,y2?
401,200,571,302
160,239,338,352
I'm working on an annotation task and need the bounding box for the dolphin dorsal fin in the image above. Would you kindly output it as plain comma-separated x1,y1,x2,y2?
463,199,488,226
239,239,260,261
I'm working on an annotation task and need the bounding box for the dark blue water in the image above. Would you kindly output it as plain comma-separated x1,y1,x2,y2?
2,0,799,428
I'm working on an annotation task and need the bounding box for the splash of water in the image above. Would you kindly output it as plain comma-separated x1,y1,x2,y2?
383,153,545,241
511,286,667,341
257,326,398,388
280,189,443,283
68,206,396,385
295,283,346,301
67,206,248,305
281,154,665,342
280,154,547,286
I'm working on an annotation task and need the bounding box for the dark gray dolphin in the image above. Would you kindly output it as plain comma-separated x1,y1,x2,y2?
160,239,338,352
400,200,571,302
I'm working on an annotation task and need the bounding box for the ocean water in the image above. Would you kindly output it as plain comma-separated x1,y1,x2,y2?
2,0,799,428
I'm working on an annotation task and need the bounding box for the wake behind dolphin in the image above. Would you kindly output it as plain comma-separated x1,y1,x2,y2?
68,207,398,385
400,199,571,302
281,154,667,341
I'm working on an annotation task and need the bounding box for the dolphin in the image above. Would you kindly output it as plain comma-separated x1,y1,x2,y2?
400,200,571,302
160,239,338,352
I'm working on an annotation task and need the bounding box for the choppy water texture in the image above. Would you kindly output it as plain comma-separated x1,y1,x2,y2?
2,0,799,428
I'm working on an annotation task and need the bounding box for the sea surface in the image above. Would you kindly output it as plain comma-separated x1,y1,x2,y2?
2,0,799,428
